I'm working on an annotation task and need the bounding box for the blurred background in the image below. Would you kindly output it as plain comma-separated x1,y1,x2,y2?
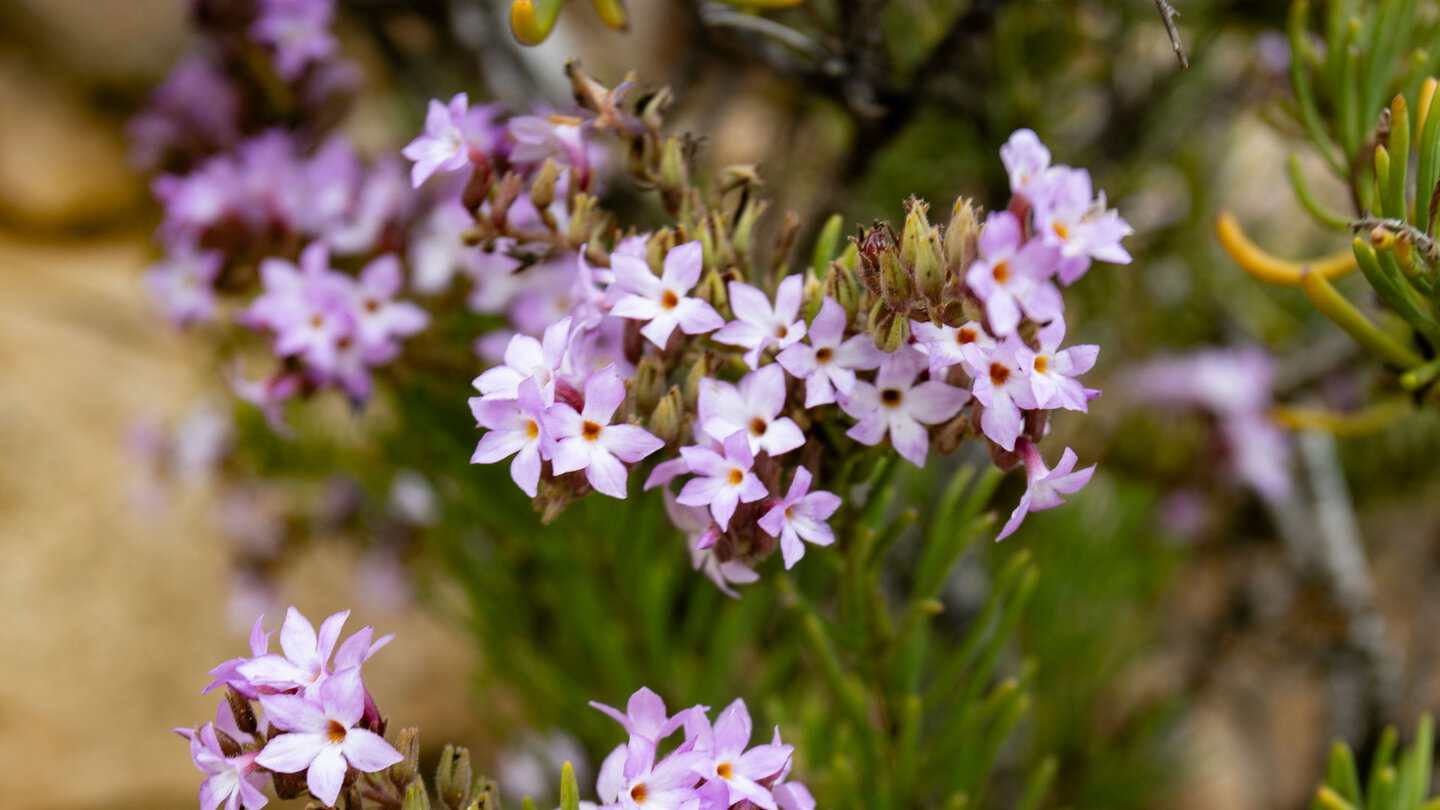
5,1,1440,809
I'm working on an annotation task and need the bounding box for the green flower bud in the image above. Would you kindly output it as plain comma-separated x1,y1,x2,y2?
824,261,861,321
403,779,432,810
684,355,710,409
868,299,909,352
694,267,728,310
649,386,685,445
389,727,421,791
944,198,980,274
733,199,768,261
879,248,912,309
647,228,675,276
914,226,945,307
529,159,560,211
900,197,931,271
436,745,473,810
632,355,666,414
660,135,688,193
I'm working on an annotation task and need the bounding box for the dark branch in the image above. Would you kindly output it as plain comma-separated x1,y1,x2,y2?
1150,0,1188,69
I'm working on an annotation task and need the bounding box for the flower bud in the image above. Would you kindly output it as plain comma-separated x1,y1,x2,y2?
694,267,728,310
878,248,912,309
273,769,307,800
468,777,503,810
389,727,421,791
716,163,762,195
900,197,930,271
640,86,673,134
733,198,768,260
914,226,945,308
647,228,675,276
684,355,710,409
529,159,560,211
660,135,688,192
436,745,473,810
944,198,980,273
855,222,896,296
649,386,685,445
226,688,257,736
868,300,909,352
490,173,525,230
824,261,861,321
933,412,972,456
632,355,666,414
403,778,433,810
462,156,494,215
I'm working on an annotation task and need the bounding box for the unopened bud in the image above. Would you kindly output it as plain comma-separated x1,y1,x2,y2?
640,87,673,134
462,156,494,215
632,355,667,413
226,688,257,736
529,159,560,211
647,228,675,276
694,268,728,310
490,173,525,229
944,198,980,272
684,355,710,409
900,197,930,270
825,261,861,321
660,136,688,192
868,300,909,352
469,777,502,810
733,199,768,260
389,727,421,791
436,745,473,810
879,249,912,308
568,194,598,245
273,770,307,800
214,727,242,758
716,163,762,195
914,226,945,306
403,778,433,810
855,222,896,296
933,413,972,455
650,386,685,445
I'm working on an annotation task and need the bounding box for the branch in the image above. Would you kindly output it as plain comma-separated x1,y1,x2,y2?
1149,0,1188,69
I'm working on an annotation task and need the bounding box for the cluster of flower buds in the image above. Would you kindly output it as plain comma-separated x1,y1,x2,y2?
435,67,1131,593
134,0,437,427
584,687,812,810
177,607,406,809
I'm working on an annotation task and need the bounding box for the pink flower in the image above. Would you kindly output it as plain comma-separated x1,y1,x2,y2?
663,491,757,598
676,430,769,530
996,440,1095,541
177,722,269,810
776,297,883,407
713,277,807,369
402,93,501,187
595,743,707,810
351,255,430,360
909,320,996,381
698,365,805,458
964,211,1063,337
256,669,403,807
203,614,275,698
250,0,337,81
963,335,1039,452
471,376,550,497
1014,315,1098,412
1000,129,1052,201
473,318,572,403
145,241,222,327
839,347,969,467
757,467,841,569
590,687,707,779
546,366,665,498
237,607,391,697
693,699,793,810
609,241,724,347
1031,166,1133,285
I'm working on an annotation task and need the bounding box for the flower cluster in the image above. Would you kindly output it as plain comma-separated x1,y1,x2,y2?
1126,346,1291,500
177,607,403,809
586,687,812,810
440,82,1126,589
135,0,431,425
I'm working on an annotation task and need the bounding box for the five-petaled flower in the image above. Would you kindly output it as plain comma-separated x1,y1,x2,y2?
546,365,666,498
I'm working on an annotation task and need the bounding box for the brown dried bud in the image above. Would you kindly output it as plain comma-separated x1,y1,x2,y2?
854,222,897,296
226,688,257,736
273,770,307,800
462,156,494,215
933,413,972,456
490,173,525,230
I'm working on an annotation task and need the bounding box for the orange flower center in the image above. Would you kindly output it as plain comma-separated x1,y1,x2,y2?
582,421,603,440
661,290,679,310
728,468,744,485
717,763,734,780
631,784,648,803
326,720,347,745
1033,355,1048,374
957,328,977,345
992,261,1010,284
815,347,833,363
881,388,902,407
989,363,1010,385
526,420,540,440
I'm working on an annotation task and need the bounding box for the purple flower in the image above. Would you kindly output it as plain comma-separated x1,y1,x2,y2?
508,114,592,187
590,688,706,778
546,366,665,498
1032,166,1133,285
146,241,223,327
242,243,355,375
128,56,240,170
909,320,996,381
237,606,391,696
776,297,883,407
402,94,504,188
609,241,724,347
694,699,793,810
596,744,707,810
663,491,757,598
963,335,1039,451
676,430,769,531
250,0,338,81
698,365,805,458
1125,346,1276,418
352,254,429,357
996,440,1095,541
757,467,841,569
178,723,268,810
324,157,411,256
1014,316,1098,412
713,277,807,369
471,376,550,497
1220,413,1292,500
256,669,403,807
1000,129,1052,201
839,347,969,467
964,211,1063,337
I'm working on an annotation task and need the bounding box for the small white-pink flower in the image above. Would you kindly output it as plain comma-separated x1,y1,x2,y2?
776,297,883,407
714,276,807,369
839,347,969,467
757,467,841,569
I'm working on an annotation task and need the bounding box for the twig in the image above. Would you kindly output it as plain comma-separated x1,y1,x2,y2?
1349,215,1440,265
1149,0,1189,69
